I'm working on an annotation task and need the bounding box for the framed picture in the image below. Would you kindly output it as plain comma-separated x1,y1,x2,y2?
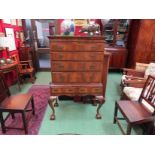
3,19,11,24
17,19,22,26
11,19,17,25
74,19,88,26
5,28,16,51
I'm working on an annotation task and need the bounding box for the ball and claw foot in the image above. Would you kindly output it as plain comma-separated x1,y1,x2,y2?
50,114,55,120
96,113,102,119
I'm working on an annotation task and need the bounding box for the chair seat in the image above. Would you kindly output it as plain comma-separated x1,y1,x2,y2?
123,87,142,101
0,94,33,111
20,68,34,74
117,100,154,125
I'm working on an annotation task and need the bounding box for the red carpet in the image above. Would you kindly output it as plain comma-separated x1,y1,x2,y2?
0,85,50,135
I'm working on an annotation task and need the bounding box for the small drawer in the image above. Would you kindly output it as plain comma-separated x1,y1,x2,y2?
78,88,88,93
64,88,76,93
91,88,103,93
51,88,62,93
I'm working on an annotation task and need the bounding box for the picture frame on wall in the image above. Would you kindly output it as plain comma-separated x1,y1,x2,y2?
11,19,17,25
74,19,88,26
17,19,22,26
3,19,11,24
5,28,16,51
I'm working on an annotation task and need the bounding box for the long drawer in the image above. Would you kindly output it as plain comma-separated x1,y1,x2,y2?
51,52,104,61
50,84,103,95
50,42,104,52
52,72,102,83
51,61,103,71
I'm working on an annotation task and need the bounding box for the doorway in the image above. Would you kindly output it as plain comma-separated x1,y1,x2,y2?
35,19,56,71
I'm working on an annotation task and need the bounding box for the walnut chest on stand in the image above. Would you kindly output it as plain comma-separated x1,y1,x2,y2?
48,36,108,120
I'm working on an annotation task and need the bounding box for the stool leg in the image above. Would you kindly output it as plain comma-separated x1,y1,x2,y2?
113,101,118,124
11,113,15,119
31,97,35,115
22,111,28,134
0,112,6,133
127,124,132,135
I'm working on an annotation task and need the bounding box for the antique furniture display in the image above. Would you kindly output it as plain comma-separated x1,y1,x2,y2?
0,59,21,90
0,71,35,134
48,36,109,120
101,19,130,69
113,75,155,135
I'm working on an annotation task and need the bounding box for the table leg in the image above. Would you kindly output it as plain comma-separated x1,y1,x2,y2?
31,96,35,115
22,111,28,134
15,67,21,91
0,112,6,133
95,96,105,119
127,124,132,135
113,101,118,124
48,96,56,120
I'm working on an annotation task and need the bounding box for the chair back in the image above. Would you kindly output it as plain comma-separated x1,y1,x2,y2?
139,75,155,114
135,62,149,72
18,47,31,61
0,71,10,103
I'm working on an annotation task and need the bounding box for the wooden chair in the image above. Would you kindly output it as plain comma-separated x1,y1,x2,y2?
120,63,149,89
114,75,155,135
11,54,36,84
0,71,35,134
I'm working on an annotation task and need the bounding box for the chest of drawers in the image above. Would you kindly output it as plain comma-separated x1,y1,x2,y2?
48,36,109,120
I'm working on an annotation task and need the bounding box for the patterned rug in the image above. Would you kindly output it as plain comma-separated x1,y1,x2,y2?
0,85,50,135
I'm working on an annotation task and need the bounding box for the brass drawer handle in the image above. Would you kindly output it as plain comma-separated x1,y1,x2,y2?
79,90,87,92
52,89,60,92
93,88,102,92
66,89,74,92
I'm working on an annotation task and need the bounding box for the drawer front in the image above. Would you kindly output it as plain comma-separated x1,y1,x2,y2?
52,72,102,83
50,86,103,95
51,52,104,61
51,87,76,94
51,61,103,71
51,42,104,52
78,87,103,94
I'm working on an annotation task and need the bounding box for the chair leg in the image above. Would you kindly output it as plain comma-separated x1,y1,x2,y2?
113,101,118,124
22,111,28,134
0,112,6,133
31,97,35,115
127,124,132,135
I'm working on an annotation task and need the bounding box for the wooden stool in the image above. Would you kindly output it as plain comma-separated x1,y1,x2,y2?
0,94,35,134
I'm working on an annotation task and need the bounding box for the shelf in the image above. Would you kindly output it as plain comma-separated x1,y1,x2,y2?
102,19,130,47
105,30,114,32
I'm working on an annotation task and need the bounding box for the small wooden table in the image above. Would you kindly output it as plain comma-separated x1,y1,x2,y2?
0,62,21,90
0,94,35,134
